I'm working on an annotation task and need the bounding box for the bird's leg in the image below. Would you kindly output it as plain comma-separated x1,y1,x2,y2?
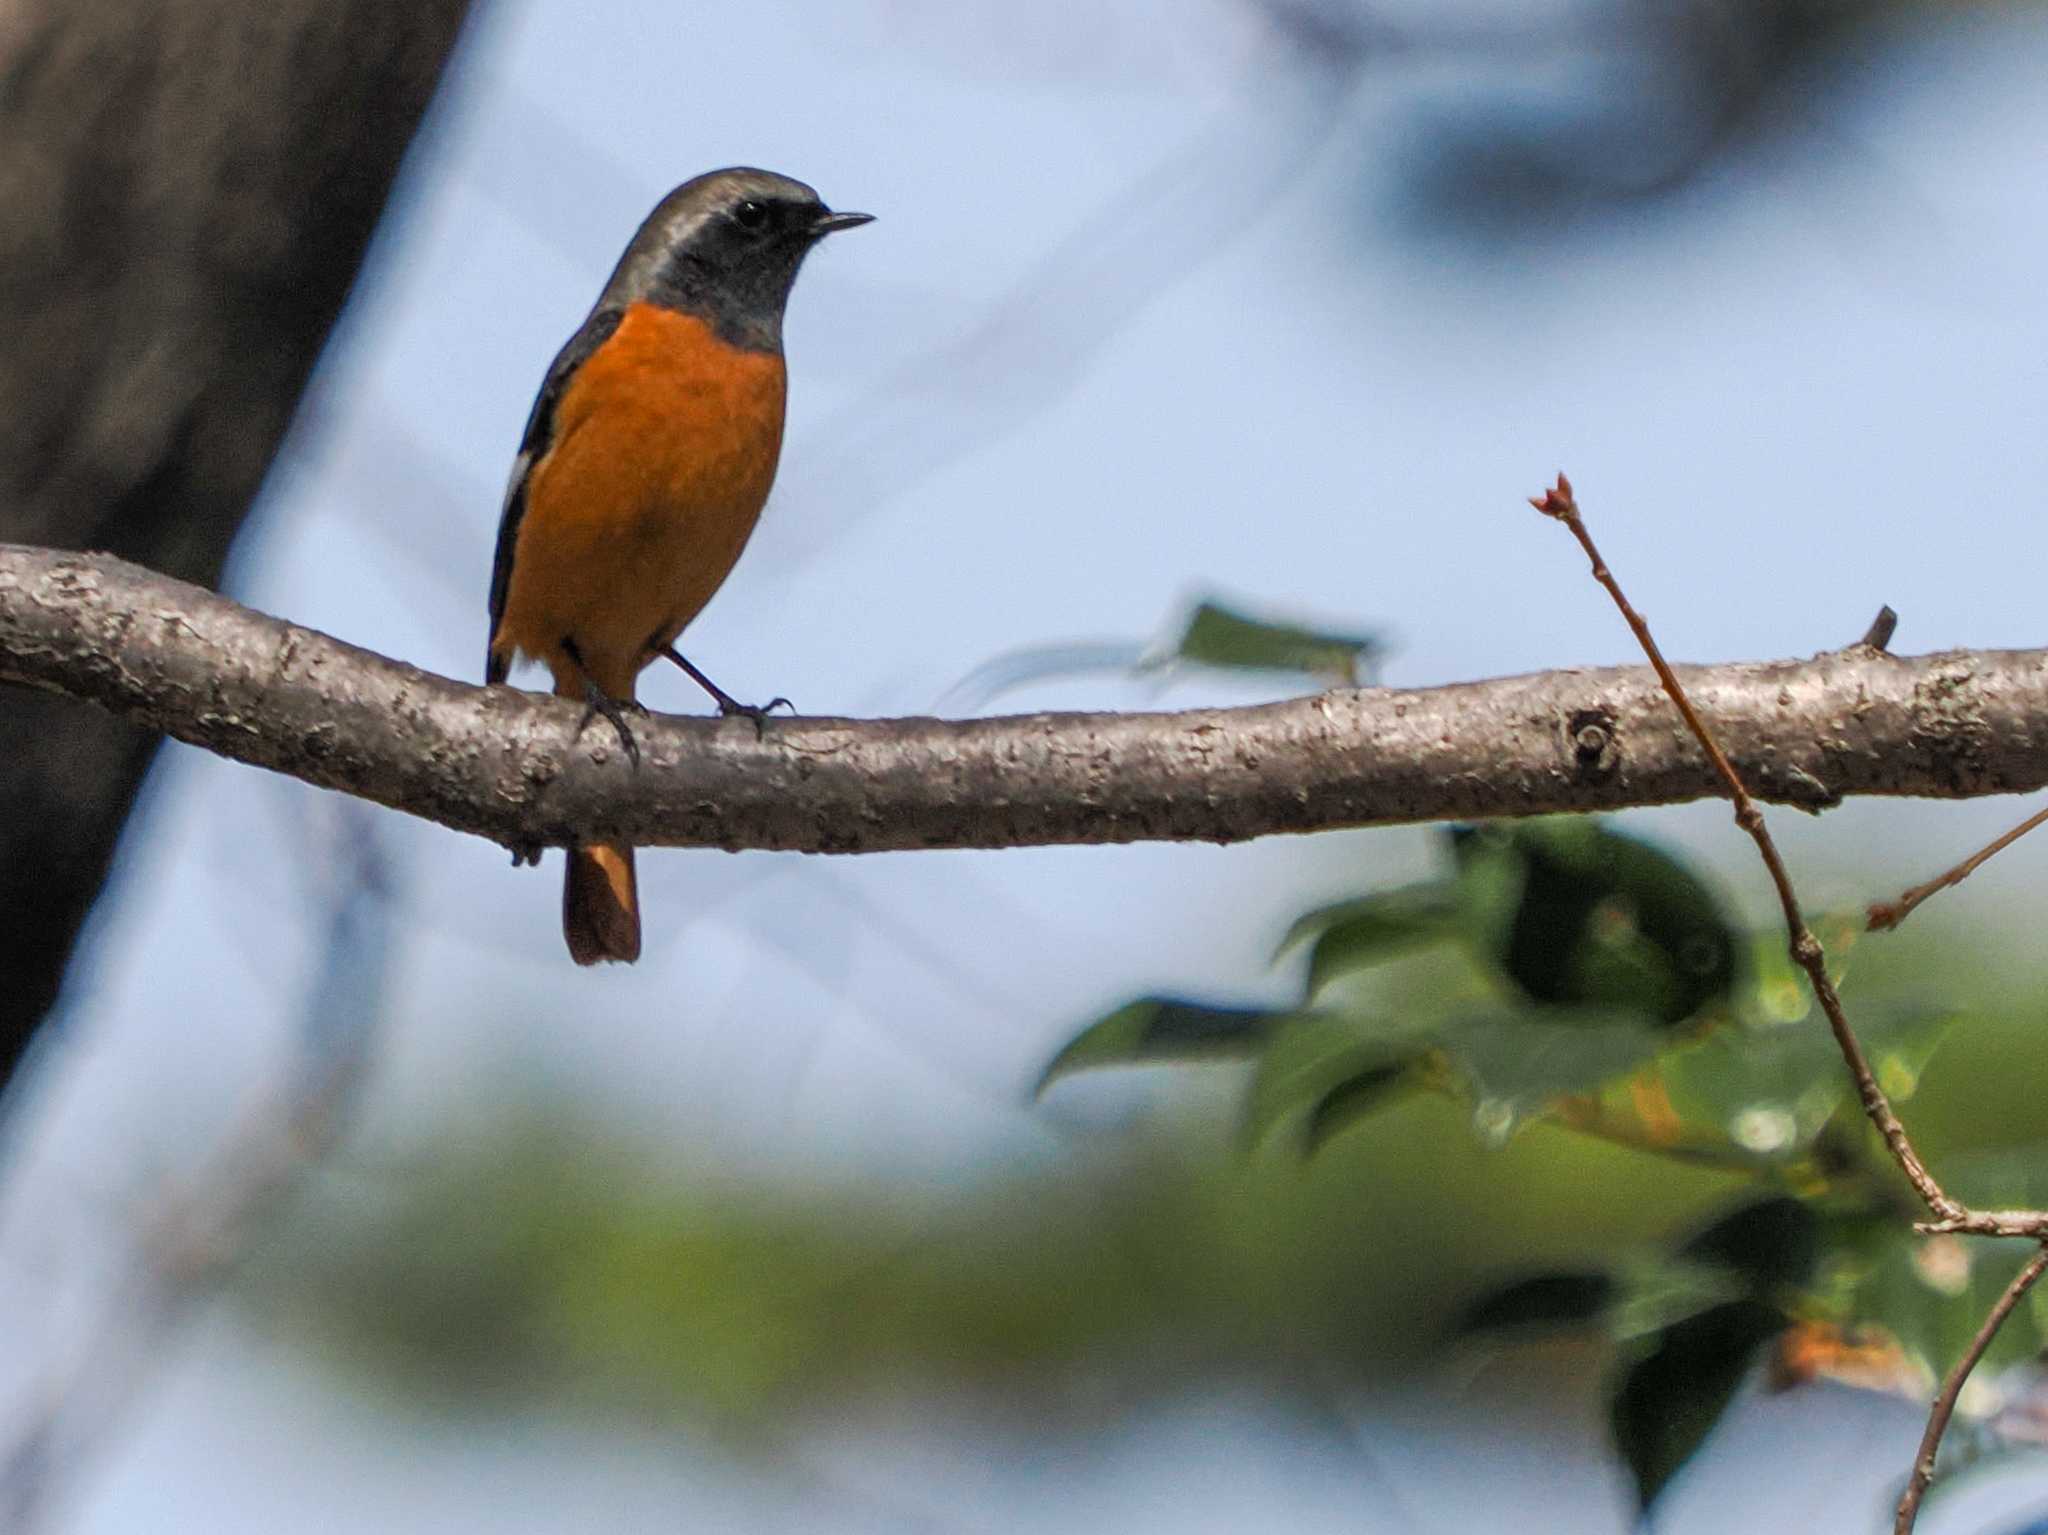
577,684,644,768
562,637,643,768
661,647,791,737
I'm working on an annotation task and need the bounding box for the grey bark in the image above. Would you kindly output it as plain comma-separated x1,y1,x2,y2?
5,546,2046,856
0,0,477,1082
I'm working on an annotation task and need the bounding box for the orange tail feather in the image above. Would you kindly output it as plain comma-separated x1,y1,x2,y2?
563,842,640,965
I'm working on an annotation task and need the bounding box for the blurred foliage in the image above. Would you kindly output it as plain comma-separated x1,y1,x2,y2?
1050,817,2046,1517
241,817,2048,1519
940,593,1384,711
1171,599,1380,687
1362,0,2033,238
1054,821,1753,1154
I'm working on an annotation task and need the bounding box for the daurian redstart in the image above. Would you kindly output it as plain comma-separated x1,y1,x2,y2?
487,167,870,964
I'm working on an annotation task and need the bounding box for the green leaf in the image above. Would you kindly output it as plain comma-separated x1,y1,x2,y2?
1437,1005,1672,1146
1303,1065,1416,1153
1275,883,1457,960
1941,1141,2048,1214
1258,1003,1670,1153
1241,1013,1431,1151
937,594,1381,709
1517,821,1740,1023
1661,1003,1957,1163
1609,1299,1788,1515
1276,883,1464,999
1853,1003,1957,1106
1037,998,1279,1095
1455,820,1741,1027
1677,1196,1823,1293
1849,1238,2047,1391
1606,1259,1753,1343
1445,824,1526,957
1455,1272,1617,1338
1172,598,1382,685
1841,1155,2048,1377
1246,999,1670,1152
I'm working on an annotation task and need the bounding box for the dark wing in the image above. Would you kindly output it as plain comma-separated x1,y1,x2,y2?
485,305,626,682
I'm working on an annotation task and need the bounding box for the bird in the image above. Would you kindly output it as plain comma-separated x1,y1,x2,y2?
486,167,871,965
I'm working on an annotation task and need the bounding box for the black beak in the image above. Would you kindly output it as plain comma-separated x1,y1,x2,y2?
811,209,875,236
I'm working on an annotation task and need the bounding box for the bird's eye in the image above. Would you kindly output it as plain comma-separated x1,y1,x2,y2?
732,200,768,230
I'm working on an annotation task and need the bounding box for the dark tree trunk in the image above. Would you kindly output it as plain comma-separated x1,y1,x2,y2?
0,0,479,1086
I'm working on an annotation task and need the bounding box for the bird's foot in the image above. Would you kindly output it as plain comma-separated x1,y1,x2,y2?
717,694,793,740
576,684,645,768
661,648,792,739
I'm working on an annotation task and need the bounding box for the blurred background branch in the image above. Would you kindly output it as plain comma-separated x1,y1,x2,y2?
0,0,477,1094
1,805,395,1533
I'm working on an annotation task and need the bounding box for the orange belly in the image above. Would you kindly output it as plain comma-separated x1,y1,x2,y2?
491,302,788,700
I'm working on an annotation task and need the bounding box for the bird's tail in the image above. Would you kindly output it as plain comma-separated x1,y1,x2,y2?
563,842,640,965
546,654,642,966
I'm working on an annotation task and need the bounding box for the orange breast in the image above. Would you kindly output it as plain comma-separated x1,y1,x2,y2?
493,302,788,699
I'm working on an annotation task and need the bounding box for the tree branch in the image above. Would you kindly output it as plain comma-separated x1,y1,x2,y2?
5,543,2048,857
1868,802,2048,932
1530,474,1962,1222
1894,1244,2048,1534
1521,473,2046,1535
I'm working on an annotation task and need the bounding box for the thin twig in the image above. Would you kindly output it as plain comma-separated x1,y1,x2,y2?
1916,1208,2048,1239
1894,1244,2048,1533
1868,803,2048,932
1527,473,1962,1224
1526,472,2048,1535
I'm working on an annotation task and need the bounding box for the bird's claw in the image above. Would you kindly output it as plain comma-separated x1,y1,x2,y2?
719,694,793,739
577,685,644,768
